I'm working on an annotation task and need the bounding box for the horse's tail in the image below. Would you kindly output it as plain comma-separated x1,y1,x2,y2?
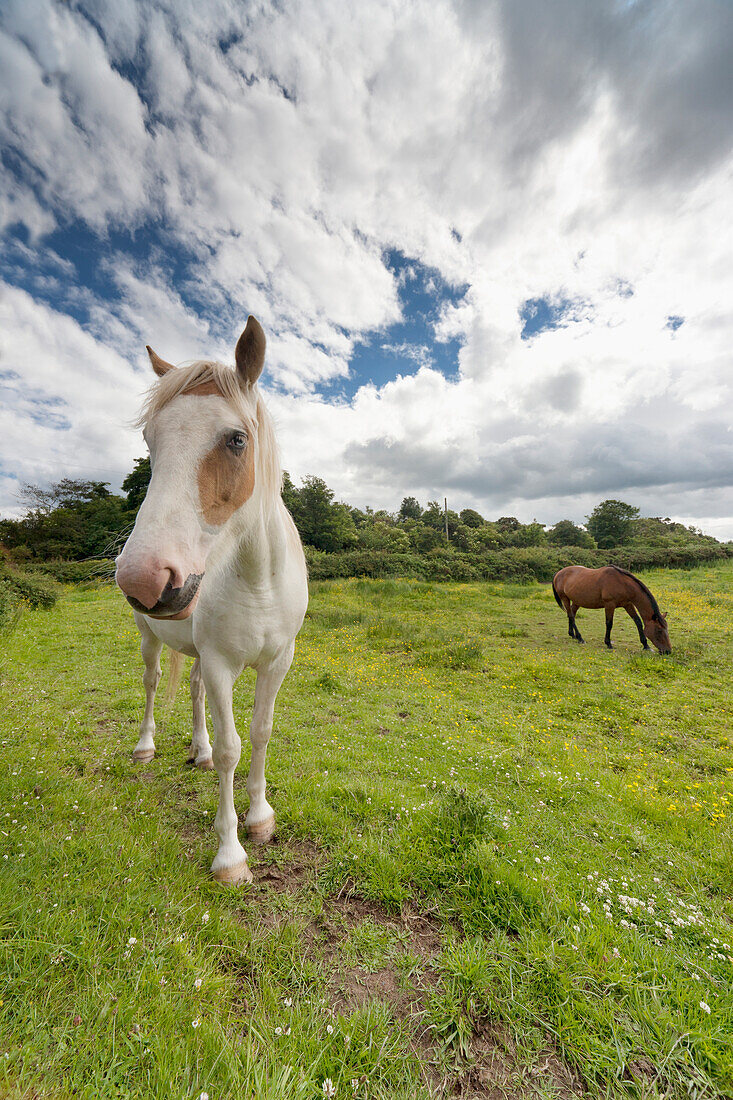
164,649,186,707
551,578,564,608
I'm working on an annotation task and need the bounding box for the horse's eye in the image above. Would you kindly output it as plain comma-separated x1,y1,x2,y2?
226,431,247,453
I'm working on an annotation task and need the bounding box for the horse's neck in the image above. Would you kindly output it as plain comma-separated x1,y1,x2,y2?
225,498,293,587
630,582,654,621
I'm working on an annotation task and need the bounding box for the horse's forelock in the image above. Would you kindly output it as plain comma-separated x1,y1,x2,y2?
136,360,282,506
137,360,246,425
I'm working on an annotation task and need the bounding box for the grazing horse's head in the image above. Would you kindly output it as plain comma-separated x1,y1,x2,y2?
645,611,671,654
116,317,278,620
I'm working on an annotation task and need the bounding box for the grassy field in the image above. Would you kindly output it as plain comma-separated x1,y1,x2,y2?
1,565,732,1099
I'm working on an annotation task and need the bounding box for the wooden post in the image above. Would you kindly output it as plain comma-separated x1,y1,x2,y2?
444,497,449,544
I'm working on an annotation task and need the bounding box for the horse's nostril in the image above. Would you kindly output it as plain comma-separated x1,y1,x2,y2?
125,572,203,618
157,578,177,606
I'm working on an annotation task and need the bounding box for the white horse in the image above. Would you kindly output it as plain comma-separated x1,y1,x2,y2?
115,317,308,885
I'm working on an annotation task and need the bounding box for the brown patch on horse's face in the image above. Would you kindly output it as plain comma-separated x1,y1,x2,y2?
187,380,224,398
197,431,255,525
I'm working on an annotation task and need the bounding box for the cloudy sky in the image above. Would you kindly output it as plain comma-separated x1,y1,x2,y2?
1,0,732,535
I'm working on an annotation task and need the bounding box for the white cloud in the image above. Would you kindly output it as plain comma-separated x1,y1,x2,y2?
0,282,144,513
0,2,151,230
0,0,732,534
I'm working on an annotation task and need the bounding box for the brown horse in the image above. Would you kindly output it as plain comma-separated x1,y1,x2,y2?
552,565,671,653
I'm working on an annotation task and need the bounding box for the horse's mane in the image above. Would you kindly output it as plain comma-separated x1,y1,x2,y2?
609,565,662,620
136,360,282,507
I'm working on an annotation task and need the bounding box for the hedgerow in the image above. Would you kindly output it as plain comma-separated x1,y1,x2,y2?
305,542,732,582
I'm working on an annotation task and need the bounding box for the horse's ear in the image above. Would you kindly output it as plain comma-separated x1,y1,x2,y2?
146,346,175,377
662,611,668,620
235,316,266,388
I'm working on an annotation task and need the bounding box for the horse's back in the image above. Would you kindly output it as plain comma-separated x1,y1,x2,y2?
553,564,597,590
553,565,612,608
553,564,633,609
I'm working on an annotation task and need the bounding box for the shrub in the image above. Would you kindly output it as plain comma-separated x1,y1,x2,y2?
27,559,114,584
423,549,479,582
0,565,59,609
608,544,731,571
475,550,535,583
0,584,21,632
301,542,733,583
305,548,426,580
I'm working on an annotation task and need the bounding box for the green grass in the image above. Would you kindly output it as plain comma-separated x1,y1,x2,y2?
1,565,733,1098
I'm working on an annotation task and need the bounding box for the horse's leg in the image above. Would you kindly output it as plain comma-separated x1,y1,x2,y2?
133,626,163,763
569,602,584,643
625,605,649,650
201,656,252,884
245,644,294,844
560,595,578,640
187,657,214,770
604,607,614,649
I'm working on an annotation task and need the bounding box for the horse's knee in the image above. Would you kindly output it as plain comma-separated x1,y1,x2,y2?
250,723,272,752
213,734,241,773
143,667,161,691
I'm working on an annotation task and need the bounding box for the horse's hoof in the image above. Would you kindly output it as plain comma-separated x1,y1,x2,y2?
196,756,216,771
132,748,155,763
212,860,253,885
247,814,276,843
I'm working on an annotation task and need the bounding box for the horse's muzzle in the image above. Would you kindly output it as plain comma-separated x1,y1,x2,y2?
126,573,203,619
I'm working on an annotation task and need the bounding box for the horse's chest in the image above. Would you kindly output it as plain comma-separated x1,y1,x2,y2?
141,615,198,657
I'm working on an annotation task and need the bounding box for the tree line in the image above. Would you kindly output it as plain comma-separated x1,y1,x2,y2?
0,459,728,587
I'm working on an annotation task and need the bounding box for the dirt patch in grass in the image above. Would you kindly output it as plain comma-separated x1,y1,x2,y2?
325,888,443,954
449,1023,586,1100
250,847,585,1097
332,964,422,1015
254,838,322,893
624,1056,658,1088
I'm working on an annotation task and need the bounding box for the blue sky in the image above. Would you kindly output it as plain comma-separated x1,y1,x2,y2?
329,251,467,400
1,0,732,534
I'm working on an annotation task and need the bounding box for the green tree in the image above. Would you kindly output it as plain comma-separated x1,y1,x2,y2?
504,521,547,548
293,476,358,552
459,508,485,528
281,471,301,520
19,478,111,513
586,499,640,549
122,458,151,511
547,519,596,548
422,501,445,530
358,522,411,552
399,496,422,521
629,516,716,548
407,521,444,554
0,487,130,560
